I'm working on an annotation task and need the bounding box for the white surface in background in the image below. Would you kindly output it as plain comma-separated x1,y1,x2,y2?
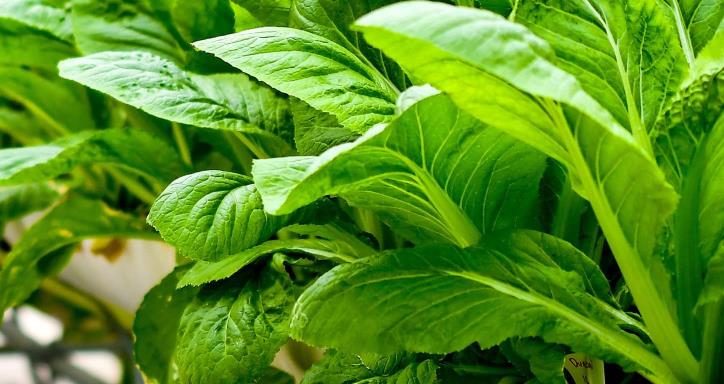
59,239,176,312
0,354,32,384
68,351,122,383
15,307,63,346
5,214,176,313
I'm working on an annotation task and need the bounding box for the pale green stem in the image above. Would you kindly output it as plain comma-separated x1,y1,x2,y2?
224,131,253,174
233,131,269,159
549,102,698,382
104,167,158,204
172,123,192,167
699,302,723,383
670,0,696,68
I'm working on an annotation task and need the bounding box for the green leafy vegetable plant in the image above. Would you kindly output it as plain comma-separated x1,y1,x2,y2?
1,0,722,383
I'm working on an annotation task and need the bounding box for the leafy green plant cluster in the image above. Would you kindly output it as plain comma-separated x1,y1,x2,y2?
1,0,722,383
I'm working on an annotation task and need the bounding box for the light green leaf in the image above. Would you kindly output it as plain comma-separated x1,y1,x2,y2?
172,0,235,42
0,104,49,145
673,0,724,54
354,7,691,376
514,0,688,145
289,0,407,88
692,113,724,273
669,108,724,353
231,0,291,26
503,338,567,384
133,265,199,384
0,183,59,228
70,0,184,61
0,67,95,133
254,94,546,248
175,267,294,383
0,197,153,315
58,51,292,146
667,111,724,355
193,27,398,133
0,19,76,71
179,224,376,287
147,170,295,261
0,0,73,41
655,20,724,182
301,350,435,384
259,367,295,384
301,350,372,384
290,98,358,156
0,129,187,185
697,246,724,310
387,360,439,384
291,230,673,381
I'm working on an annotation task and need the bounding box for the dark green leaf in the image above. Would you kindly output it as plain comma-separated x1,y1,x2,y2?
291,230,673,381
194,27,397,133
0,0,73,41
175,267,294,383
0,19,76,71
232,0,291,26
133,265,199,384
59,51,293,147
254,94,545,248
0,183,59,228
289,0,407,88
290,99,357,156
147,170,295,261
172,0,235,42
0,67,95,133
0,129,187,185
179,224,376,287
71,0,184,61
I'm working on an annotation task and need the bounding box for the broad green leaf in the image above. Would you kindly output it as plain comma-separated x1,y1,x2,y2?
193,27,398,133
58,51,293,147
691,113,724,276
0,104,49,146
0,67,95,133
147,170,295,261
0,0,73,41
70,0,184,62
301,350,372,384
0,19,76,71
0,197,153,315
384,360,439,384
290,230,674,381
133,265,199,384
698,247,724,308
172,0,235,42
0,183,59,228
175,267,294,383
289,0,407,88
354,8,689,374
672,113,724,352
0,129,187,185
179,224,376,287
301,350,436,384
502,338,567,384
655,21,724,182
259,367,295,384
290,99,358,155
514,0,688,144
231,0,291,26
673,0,724,54
254,94,546,248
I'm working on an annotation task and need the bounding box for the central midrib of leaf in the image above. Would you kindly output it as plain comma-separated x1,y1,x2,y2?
388,148,481,248
444,270,675,381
